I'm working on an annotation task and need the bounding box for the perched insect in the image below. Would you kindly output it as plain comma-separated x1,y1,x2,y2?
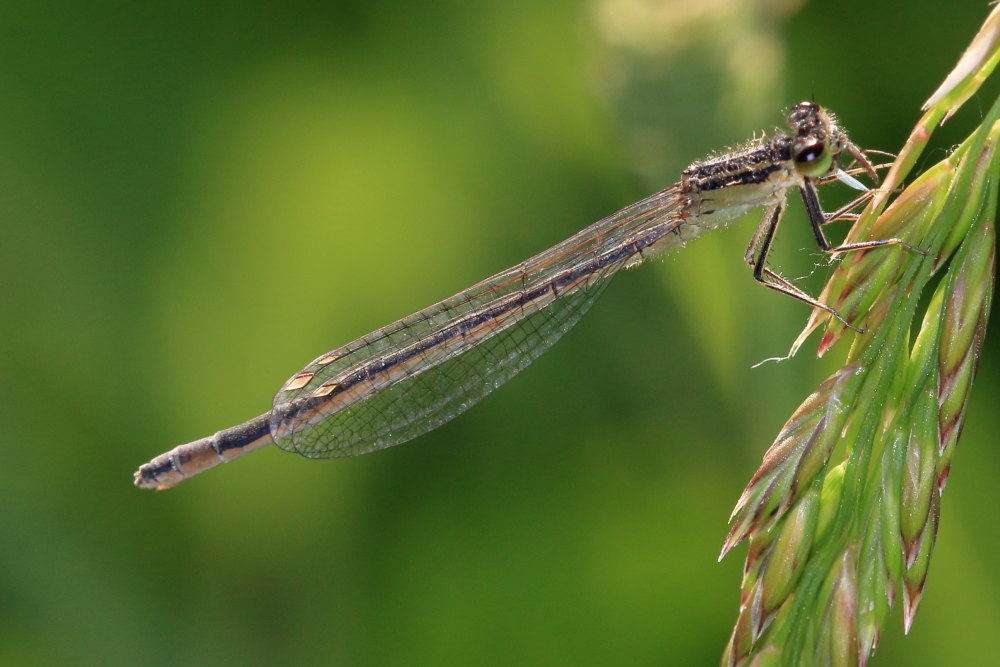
135,102,909,490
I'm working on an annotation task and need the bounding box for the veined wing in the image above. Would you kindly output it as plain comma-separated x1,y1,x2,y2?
269,185,685,458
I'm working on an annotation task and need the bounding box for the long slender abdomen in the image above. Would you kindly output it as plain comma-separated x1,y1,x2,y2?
133,413,273,490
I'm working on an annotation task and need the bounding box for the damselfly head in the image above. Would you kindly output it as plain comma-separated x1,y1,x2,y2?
785,101,836,178
786,101,827,136
784,101,874,182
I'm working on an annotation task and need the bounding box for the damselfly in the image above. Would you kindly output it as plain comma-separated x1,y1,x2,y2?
134,102,908,490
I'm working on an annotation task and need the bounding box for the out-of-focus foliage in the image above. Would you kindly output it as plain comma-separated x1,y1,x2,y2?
2,1,998,665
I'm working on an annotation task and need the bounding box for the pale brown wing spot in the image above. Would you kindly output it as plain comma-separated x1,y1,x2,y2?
283,371,315,391
312,383,339,398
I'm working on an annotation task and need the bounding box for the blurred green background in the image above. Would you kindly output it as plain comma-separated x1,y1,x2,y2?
3,1,999,665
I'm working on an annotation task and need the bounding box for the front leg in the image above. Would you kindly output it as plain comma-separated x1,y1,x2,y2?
799,178,925,255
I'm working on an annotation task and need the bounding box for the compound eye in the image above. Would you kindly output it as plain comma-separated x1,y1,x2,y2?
793,137,832,177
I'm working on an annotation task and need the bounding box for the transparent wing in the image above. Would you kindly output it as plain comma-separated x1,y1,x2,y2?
274,265,611,458
270,185,684,458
